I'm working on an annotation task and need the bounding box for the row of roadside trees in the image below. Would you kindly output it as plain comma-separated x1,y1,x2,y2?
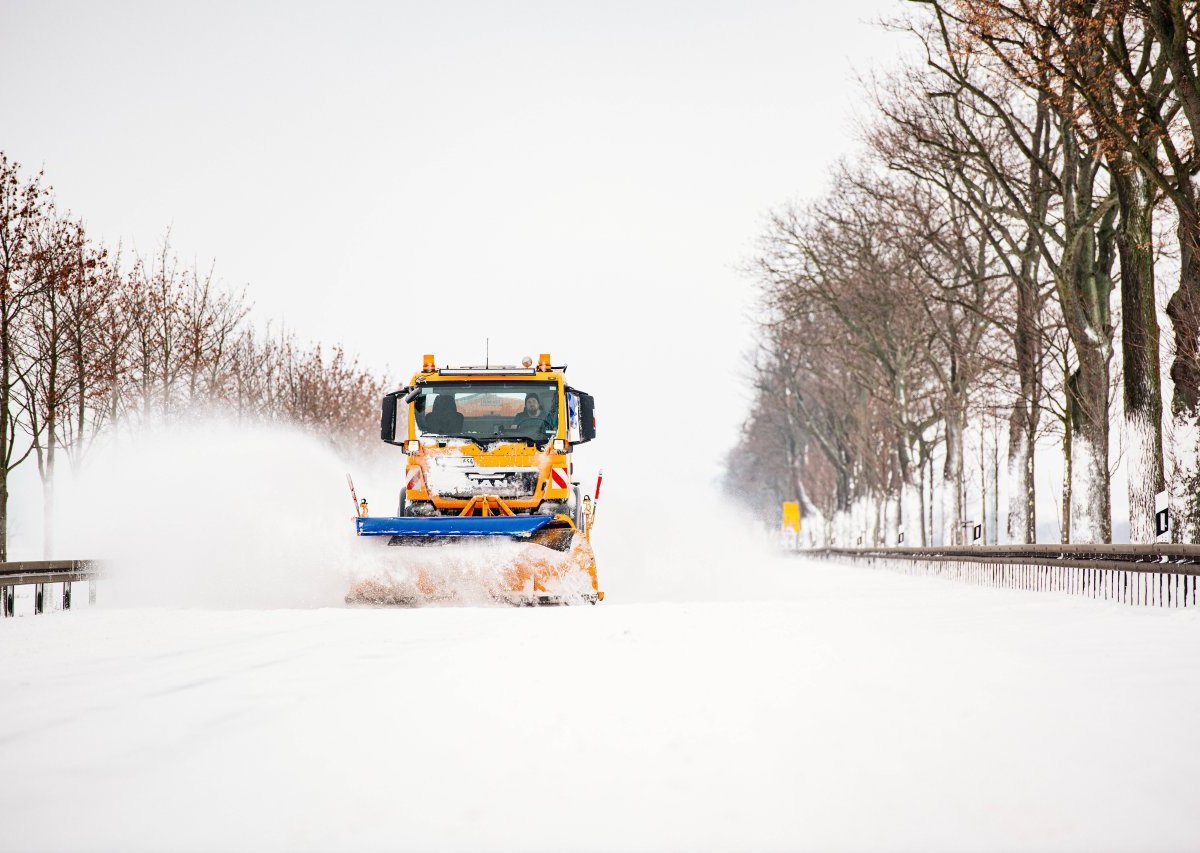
0,153,386,559
729,1,1200,546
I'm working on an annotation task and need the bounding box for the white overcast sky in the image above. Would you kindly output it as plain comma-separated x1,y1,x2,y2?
2,0,910,495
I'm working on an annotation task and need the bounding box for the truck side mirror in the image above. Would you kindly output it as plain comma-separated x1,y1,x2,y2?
380,394,398,443
580,393,596,442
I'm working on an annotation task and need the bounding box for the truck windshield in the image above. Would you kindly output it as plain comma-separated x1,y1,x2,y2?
413,381,560,441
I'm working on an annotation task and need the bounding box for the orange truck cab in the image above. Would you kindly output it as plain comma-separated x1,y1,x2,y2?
380,353,596,523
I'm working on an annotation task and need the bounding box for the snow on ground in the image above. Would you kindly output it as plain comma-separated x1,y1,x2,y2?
3,556,1198,853
4,427,1198,851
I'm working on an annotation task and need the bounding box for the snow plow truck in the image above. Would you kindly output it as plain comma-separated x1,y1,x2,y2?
346,353,604,605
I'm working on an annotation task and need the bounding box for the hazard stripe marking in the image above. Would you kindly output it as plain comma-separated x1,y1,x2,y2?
550,468,569,490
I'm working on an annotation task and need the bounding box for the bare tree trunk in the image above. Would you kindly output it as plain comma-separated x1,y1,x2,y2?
943,404,965,545
864,493,879,547
43,370,55,558
833,465,851,546
979,423,989,543
917,450,927,546
1006,410,1033,547
1007,254,1040,543
1062,393,1072,545
0,471,6,561
884,491,900,546
1068,356,1112,543
42,455,54,556
1166,202,1200,541
989,424,999,544
1114,162,1164,543
1058,132,1115,544
0,308,12,562
896,439,921,546
42,287,59,558
927,451,935,545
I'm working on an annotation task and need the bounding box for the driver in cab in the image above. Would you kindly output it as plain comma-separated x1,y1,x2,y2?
513,393,545,428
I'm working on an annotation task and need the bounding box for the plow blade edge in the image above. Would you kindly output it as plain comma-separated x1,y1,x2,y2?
355,515,557,538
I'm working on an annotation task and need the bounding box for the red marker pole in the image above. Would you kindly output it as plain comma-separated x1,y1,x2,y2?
583,469,604,533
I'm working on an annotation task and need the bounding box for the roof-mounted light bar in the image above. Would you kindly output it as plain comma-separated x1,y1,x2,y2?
418,352,565,375
437,367,539,376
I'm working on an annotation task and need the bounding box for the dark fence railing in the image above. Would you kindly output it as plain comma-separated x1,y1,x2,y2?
803,545,1200,608
0,560,99,617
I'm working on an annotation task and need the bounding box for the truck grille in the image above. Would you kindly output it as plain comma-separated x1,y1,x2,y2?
431,469,539,500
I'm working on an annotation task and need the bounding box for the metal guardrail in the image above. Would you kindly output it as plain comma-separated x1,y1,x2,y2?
803,545,1200,608
0,560,98,617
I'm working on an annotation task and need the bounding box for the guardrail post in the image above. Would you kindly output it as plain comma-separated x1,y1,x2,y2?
0,561,98,614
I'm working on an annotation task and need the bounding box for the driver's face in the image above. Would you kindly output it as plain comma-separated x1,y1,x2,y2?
525,398,540,415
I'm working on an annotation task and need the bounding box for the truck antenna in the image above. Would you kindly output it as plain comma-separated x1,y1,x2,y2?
486,337,489,369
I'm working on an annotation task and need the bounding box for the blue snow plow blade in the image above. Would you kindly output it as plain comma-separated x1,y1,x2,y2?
355,515,558,538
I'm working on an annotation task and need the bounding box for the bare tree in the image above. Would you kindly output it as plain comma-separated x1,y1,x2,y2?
0,155,48,560
942,0,1170,540
0,151,394,557
22,211,94,555
900,3,1119,542
753,169,947,543
868,59,1056,543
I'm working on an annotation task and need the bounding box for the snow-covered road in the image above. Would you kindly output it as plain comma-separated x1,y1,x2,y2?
3,556,1198,853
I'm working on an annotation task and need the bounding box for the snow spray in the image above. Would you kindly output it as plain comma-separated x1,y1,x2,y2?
54,418,390,608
